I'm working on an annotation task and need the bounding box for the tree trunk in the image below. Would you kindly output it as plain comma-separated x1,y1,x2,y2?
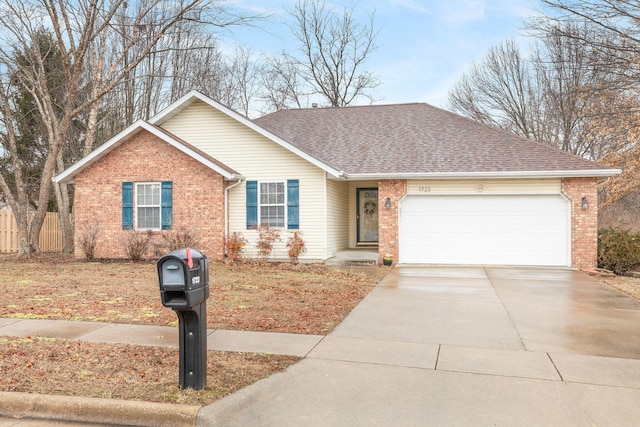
54,152,74,254
15,206,32,257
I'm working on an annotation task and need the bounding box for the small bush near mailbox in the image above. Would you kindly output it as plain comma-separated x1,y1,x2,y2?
161,226,200,252
122,230,153,262
598,229,640,274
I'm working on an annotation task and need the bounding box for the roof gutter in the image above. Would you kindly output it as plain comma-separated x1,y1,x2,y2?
340,169,622,180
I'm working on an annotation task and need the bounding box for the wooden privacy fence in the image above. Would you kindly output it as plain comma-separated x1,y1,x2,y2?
0,210,65,253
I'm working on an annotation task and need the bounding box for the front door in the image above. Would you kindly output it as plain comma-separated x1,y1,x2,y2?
357,188,379,244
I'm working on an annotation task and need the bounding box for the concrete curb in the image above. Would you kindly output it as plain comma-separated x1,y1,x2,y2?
0,391,200,426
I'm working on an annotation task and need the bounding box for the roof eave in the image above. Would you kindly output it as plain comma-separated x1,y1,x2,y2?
339,169,623,181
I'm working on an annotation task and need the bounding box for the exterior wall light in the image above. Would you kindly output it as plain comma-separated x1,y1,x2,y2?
385,197,391,209
582,196,588,210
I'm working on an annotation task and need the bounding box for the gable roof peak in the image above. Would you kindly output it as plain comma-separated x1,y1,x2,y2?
53,120,242,184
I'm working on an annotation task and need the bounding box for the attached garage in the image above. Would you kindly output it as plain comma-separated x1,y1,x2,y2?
399,194,571,266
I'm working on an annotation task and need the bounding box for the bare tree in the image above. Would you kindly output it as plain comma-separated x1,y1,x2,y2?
226,47,260,117
448,23,640,159
448,40,545,141
0,0,253,255
259,53,307,112
279,0,380,108
539,1,640,87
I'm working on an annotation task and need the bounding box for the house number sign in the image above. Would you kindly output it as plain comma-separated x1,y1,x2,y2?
418,186,431,193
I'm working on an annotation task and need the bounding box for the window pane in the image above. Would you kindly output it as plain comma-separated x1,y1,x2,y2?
136,183,162,229
276,182,285,204
137,207,160,229
260,183,269,204
259,181,285,228
137,183,160,206
260,206,284,228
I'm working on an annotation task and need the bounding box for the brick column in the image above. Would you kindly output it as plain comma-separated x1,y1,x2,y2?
378,180,407,265
561,177,599,270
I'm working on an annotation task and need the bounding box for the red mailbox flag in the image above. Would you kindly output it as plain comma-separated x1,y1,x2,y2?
186,247,194,269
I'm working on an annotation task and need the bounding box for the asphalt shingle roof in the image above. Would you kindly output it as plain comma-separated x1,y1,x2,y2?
254,103,611,176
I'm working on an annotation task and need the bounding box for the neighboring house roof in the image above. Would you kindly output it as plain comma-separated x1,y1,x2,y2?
54,120,242,184
254,103,620,179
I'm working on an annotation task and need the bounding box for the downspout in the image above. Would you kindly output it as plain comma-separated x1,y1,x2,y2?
224,177,244,254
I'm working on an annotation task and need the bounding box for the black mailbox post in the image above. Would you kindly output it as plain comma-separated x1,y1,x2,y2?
157,248,209,390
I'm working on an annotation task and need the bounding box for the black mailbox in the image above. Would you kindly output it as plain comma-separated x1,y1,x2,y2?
157,248,209,390
158,248,209,309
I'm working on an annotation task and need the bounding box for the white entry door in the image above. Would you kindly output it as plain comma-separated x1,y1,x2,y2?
399,195,570,266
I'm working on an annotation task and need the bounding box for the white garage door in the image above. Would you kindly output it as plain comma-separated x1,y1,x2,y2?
399,195,570,266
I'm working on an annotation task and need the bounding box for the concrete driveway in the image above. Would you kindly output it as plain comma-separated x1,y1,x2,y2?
199,266,640,426
330,266,640,359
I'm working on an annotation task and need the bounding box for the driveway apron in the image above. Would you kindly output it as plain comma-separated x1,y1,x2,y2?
198,266,640,427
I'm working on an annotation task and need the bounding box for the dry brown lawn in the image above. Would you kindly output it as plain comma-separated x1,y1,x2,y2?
0,254,385,405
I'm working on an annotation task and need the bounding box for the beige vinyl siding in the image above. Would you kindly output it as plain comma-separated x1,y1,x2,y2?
326,179,349,256
162,100,328,260
406,179,562,195
348,181,378,248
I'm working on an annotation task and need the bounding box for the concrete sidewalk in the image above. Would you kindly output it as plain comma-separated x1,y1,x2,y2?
0,318,323,357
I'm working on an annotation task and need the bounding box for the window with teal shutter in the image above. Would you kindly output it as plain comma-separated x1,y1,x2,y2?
246,181,258,229
122,182,133,230
161,181,172,230
287,179,299,229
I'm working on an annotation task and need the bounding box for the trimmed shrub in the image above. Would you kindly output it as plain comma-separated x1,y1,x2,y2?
76,219,101,260
122,230,153,262
225,232,248,263
286,231,307,264
161,226,200,252
256,225,281,262
598,228,640,274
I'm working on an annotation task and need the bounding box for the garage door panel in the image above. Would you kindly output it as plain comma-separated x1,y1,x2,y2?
399,195,569,266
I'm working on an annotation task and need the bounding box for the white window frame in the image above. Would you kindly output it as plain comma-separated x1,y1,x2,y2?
259,181,287,228
135,182,162,230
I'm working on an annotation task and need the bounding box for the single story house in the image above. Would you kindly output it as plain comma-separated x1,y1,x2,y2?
54,91,620,269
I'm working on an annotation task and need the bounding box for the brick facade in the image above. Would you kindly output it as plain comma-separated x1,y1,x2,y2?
73,130,226,260
377,178,599,269
562,177,599,270
378,179,407,265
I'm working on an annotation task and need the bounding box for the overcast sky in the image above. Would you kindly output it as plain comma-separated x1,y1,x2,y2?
223,0,538,108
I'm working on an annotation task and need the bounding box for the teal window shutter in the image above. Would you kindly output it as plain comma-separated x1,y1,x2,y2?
122,182,133,230
161,181,172,230
246,181,258,229
287,179,299,229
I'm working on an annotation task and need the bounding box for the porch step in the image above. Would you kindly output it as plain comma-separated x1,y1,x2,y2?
325,258,378,266
325,249,379,266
